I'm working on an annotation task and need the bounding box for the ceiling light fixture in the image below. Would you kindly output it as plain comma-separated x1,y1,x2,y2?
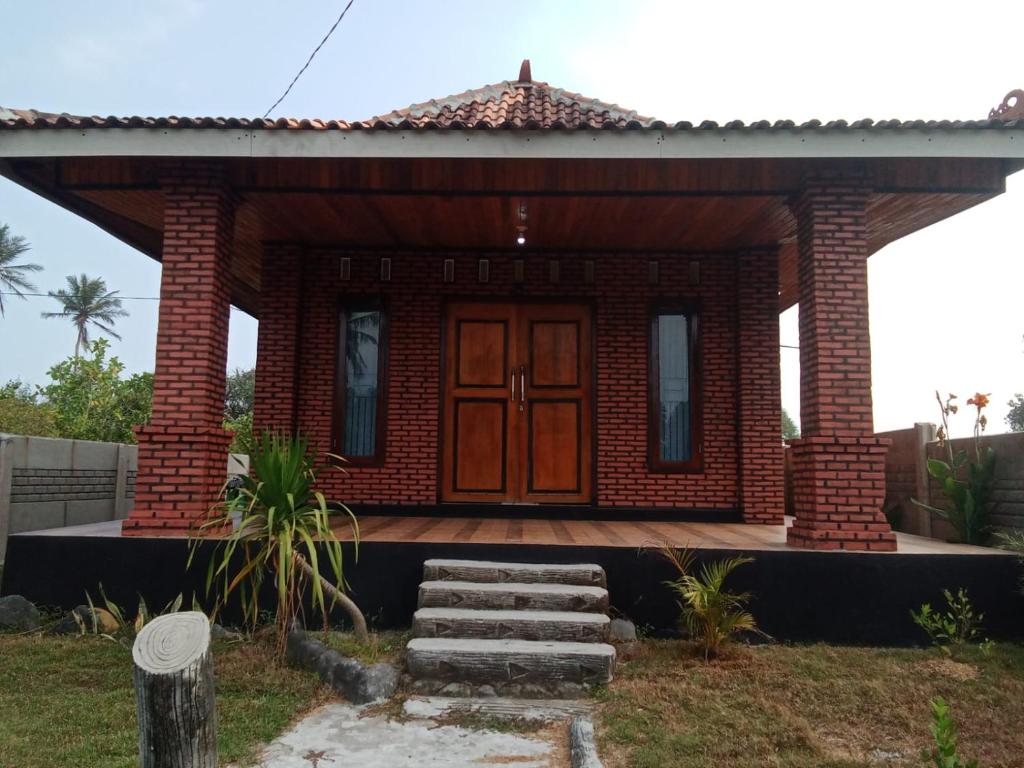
515,202,528,247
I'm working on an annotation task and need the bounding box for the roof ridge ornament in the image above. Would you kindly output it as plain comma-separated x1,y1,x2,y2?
989,89,1024,121
518,59,532,85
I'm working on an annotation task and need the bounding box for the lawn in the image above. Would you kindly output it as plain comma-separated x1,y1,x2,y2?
596,640,1024,768
0,634,332,768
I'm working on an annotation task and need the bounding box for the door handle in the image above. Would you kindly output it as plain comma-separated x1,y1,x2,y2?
510,368,516,401
519,365,526,403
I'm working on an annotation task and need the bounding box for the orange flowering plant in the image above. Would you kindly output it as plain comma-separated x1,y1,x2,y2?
913,391,997,545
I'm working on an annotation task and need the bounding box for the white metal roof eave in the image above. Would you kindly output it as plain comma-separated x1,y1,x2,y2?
0,127,1021,160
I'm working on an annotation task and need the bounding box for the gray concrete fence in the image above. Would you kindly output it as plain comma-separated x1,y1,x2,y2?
878,425,1024,539
1,433,248,562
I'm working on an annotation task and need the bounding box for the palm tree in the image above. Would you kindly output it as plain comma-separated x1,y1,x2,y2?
42,274,130,356
0,224,43,316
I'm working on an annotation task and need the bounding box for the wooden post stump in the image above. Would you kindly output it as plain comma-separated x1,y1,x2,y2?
132,611,217,768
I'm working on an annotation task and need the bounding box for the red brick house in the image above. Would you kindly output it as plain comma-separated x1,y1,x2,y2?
2,67,1022,552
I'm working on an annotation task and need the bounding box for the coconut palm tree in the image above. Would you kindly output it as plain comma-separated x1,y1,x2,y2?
0,224,43,317
42,274,130,356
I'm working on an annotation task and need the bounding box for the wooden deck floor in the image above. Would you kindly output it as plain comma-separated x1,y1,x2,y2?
27,516,1003,555
329,515,1002,555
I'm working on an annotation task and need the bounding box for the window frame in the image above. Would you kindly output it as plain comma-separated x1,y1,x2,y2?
648,301,703,473
332,299,389,466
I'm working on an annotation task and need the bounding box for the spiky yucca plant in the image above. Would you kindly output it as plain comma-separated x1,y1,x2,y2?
660,546,761,662
191,432,366,653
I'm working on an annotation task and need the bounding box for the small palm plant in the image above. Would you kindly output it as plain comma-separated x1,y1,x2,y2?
191,432,367,653
660,545,762,662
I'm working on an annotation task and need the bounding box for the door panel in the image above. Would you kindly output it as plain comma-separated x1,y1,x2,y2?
528,400,580,493
453,400,507,493
442,302,592,504
457,321,507,386
530,321,579,387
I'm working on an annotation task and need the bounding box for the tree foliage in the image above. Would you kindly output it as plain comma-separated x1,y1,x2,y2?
0,223,43,316
41,338,153,443
781,407,799,440
224,367,255,420
0,379,57,437
42,273,129,356
1007,394,1024,433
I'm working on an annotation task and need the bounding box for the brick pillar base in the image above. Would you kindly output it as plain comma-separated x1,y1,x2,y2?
123,426,233,536
786,436,897,551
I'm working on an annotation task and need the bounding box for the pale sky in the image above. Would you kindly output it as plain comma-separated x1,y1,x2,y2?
1,0,1021,438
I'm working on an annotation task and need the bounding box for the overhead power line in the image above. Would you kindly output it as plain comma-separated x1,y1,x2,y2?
262,0,357,119
1,290,159,301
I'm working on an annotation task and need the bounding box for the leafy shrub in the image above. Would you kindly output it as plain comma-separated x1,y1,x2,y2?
0,380,57,437
41,339,152,443
926,697,978,768
193,432,366,653
911,588,988,655
660,546,762,662
77,584,198,644
914,392,996,545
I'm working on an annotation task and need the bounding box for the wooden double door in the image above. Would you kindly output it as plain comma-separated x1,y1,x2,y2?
442,302,593,504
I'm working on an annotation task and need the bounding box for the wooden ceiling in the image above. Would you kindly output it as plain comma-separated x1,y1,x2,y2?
4,155,1012,314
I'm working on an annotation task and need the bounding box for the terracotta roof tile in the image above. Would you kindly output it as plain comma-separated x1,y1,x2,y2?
1,66,1021,132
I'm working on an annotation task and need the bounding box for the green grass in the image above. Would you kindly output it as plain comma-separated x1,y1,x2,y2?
319,628,410,665
0,634,332,768
597,640,1024,768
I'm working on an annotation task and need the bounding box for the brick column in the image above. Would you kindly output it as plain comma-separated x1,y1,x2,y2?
737,249,785,524
253,243,302,435
123,162,236,536
786,170,896,551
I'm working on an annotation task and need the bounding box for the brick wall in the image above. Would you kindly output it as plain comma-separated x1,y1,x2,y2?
284,250,782,513
737,249,785,523
254,244,302,434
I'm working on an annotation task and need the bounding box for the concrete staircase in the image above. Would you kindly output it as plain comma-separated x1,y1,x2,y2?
406,558,615,698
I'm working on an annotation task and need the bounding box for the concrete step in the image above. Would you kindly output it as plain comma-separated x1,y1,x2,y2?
406,638,615,686
404,695,592,722
418,581,609,613
413,607,610,642
423,559,606,587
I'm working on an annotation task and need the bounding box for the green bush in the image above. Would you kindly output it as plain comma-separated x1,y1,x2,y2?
911,588,988,655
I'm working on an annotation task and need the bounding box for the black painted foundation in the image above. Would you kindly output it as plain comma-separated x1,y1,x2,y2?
3,532,1022,645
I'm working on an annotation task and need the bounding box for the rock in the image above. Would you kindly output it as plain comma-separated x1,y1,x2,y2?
0,595,41,632
570,716,604,768
438,681,475,698
285,628,399,704
51,605,119,635
410,678,443,695
355,663,400,703
285,630,326,671
609,618,637,642
476,684,498,698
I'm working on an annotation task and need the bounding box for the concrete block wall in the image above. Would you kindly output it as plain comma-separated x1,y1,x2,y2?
876,425,1024,539
0,434,137,559
0,432,249,561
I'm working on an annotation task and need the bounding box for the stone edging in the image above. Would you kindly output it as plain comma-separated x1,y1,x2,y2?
570,715,604,768
285,629,399,705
